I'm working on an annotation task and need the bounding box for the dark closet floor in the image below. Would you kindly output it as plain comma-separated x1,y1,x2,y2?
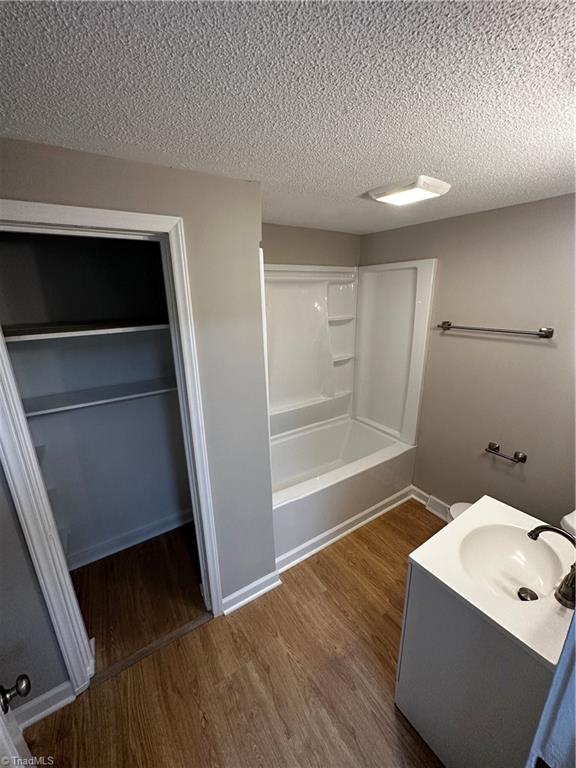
71,524,210,680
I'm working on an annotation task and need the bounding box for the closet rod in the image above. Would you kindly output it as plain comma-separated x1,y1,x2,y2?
437,321,554,339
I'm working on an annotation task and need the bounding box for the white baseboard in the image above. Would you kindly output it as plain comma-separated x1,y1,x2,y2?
276,486,419,573
423,493,451,522
275,485,451,574
408,485,430,505
222,570,282,615
15,681,75,729
68,509,193,571
409,484,451,521
221,488,450,615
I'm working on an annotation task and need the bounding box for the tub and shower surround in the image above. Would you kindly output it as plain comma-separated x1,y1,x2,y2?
264,260,436,569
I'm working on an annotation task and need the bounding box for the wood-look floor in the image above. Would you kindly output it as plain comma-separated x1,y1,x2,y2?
71,523,208,674
27,501,445,768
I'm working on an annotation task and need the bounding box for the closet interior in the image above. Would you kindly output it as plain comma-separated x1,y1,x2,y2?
0,231,209,676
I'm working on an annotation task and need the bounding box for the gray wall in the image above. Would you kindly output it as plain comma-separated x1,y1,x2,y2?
7,327,192,571
0,464,68,703
361,195,575,524
262,223,360,266
0,138,276,597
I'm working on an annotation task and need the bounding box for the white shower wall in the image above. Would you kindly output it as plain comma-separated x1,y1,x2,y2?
266,280,335,407
354,260,437,444
264,265,358,435
264,261,436,442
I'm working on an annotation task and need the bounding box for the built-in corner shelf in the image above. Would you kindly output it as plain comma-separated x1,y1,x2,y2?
23,377,177,418
332,354,354,364
328,315,355,323
3,321,170,343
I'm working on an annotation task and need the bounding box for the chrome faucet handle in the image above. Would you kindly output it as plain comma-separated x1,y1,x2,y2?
527,526,575,610
555,564,575,610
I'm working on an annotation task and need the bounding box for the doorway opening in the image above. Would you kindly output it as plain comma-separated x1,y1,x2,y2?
0,203,222,694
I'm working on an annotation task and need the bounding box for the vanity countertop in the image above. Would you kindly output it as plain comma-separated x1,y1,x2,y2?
410,495,574,667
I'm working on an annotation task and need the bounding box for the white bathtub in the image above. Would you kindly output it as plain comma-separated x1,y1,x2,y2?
271,416,416,569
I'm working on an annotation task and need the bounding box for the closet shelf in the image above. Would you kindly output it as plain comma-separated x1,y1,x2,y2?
328,315,355,323
23,377,177,418
4,321,170,343
332,354,354,363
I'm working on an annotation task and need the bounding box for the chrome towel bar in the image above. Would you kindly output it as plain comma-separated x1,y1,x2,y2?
437,321,554,339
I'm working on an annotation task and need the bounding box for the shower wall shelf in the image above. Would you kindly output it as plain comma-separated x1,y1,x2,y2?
269,390,352,417
437,321,554,339
328,315,355,323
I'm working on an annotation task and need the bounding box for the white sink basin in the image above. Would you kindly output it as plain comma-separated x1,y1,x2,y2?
460,524,565,600
409,496,574,667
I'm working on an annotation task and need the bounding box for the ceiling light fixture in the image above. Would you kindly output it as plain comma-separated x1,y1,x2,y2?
368,176,451,206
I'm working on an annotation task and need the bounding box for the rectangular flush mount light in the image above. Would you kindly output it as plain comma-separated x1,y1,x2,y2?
368,175,451,206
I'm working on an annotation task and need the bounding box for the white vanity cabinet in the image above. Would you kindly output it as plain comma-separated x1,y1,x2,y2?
395,496,573,768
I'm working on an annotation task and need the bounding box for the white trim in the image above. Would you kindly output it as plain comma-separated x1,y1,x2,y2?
408,485,451,521
14,682,75,730
222,571,281,615
264,264,358,273
264,264,357,283
425,494,451,522
164,219,223,614
159,235,222,613
259,248,272,432
409,485,430,505
0,714,31,761
0,200,182,235
258,246,276,538
0,330,94,693
0,200,224,699
276,484,447,573
68,510,193,571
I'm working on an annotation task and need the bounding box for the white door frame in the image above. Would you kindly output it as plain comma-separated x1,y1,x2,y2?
0,710,31,763
0,200,223,696
0,695,31,763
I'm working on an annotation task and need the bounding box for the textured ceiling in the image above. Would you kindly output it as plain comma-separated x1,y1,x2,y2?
1,1,574,234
